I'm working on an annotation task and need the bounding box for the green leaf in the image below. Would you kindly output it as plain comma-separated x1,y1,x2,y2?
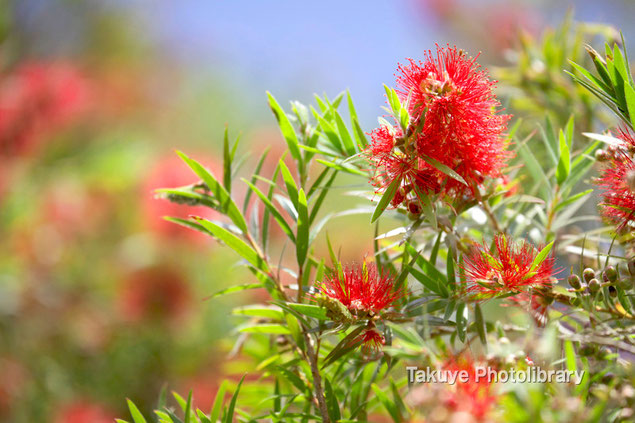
564,340,577,373
347,91,368,148
516,136,551,200
446,249,456,291
296,188,309,267
238,323,291,335
554,189,593,212
274,365,307,393
556,129,570,185
184,391,192,423
412,184,437,230
322,326,365,369
278,160,299,208
210,283,263,298
126,399,147,423
316,158,366,177
267,92,302,162
223,127,232,193
210,381,228,421
194,218,268,271
288,303,328,320
371,176,401,223
243,179,296,242
474,303,487,348
176,151,248,234
421,155,468,186
530,241,554,272
324,378,342,422
333,109,357,156
309,170,338,224
243,147,270,214
371,384,402,423
223,375,246,423
232,305,284,319
456,303,466,342
624,83,635,128
163,216,212,236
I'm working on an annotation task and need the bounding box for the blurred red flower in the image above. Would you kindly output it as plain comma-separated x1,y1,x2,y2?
142,153,221,240
118,265,191,324
394,46,510,196
442,356,498,420
54,400,115,423
462,234,555,299
597,129,635,231
316,262,403,315
0,62,92,157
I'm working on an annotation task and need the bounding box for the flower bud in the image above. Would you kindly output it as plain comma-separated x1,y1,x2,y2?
583,268,596,283
588,278,601,294
603,266,618,283
567,274,581,289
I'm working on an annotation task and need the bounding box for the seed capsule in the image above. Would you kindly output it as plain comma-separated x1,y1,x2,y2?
603,266,618,282
583,268,596,283
608,286,618,298
588,278,601,294
567,274,581,289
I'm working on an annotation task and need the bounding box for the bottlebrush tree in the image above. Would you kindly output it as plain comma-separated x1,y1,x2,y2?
119,34,635,423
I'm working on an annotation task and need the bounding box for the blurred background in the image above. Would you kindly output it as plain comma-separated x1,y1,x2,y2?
0,1,633,422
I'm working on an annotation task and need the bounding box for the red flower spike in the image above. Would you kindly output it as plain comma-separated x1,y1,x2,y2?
358,328,385,352
367,126,440,208
442,356,498,420
462,234,555,299
395,45,511,196
596,128,635,230
316,262,403,315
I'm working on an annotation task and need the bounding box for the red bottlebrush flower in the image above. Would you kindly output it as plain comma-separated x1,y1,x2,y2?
442,356,498,420
367,125,440,208
462,234,555,299
316,262,403,316
54,400,115,423
596,129,635,231
357,327,385,352
395,45,511,196
118,265,191,324
0,62,92,157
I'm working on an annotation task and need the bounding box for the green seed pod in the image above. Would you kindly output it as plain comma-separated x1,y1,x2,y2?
567,274,581,289
583,268,596,283
603,266,618,282
588,278,601,294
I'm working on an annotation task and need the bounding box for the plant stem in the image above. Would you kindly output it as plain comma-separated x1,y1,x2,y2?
303,331,331,423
